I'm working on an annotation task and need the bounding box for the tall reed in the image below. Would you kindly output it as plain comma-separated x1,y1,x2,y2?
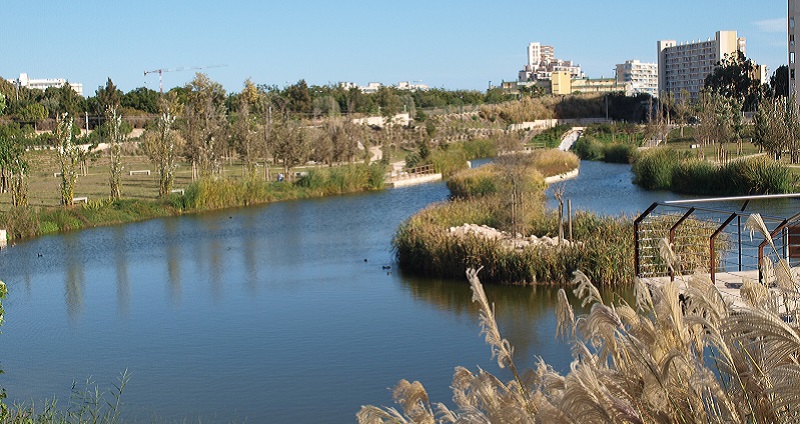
363,214,800,423
631,146,681,190
393,200,633,286
634,149,798,195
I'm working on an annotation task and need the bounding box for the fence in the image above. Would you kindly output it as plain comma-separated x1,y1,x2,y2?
634,194,800,286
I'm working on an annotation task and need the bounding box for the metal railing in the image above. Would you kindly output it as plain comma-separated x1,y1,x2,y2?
389,164,437,181
634,194,800,285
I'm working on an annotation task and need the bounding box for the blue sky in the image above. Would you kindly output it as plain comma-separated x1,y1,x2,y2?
1,0,789,95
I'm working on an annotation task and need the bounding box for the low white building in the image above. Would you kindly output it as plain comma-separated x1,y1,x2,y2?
338,81,429,93
395,81,429,91
13,73,83,96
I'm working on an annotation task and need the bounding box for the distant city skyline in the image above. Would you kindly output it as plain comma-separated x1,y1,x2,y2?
1,0,789,95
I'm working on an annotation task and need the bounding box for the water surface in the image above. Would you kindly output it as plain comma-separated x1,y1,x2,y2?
0,160,693,422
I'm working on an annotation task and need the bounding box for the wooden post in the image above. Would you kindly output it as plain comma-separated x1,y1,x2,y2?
568,199,573,240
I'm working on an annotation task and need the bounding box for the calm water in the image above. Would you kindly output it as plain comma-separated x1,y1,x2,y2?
0,161,691,422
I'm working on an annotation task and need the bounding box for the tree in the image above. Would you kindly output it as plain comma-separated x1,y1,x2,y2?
673,89,692,138
45,83,86,118
55,113,82,205
0,124,27,204
231,97,259,177
181,73,228,178
311,123,334,166
693,92,743,158
703,51,764,111
375,87,403,118
106,106,124,199
270,118,311,178
494,152,543,236
121,86,159,114
285,80,312,116
143,98,182,196
0,93,5,116
18,103,47,131
754,94,800,162
97,78,121,109
770,65,790,98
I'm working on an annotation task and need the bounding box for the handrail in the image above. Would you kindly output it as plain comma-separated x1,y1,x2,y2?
664,193,800,204
710,213,738,283
635,194,800,286
669,207,696,281
633,202,659,277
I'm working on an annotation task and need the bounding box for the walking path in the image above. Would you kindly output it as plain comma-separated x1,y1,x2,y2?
558,127,584,151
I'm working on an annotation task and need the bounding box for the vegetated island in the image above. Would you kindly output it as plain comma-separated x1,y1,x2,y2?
393,147,720,287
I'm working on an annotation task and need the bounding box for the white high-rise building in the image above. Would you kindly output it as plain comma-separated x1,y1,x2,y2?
657,30,745,101
615,60,658,97
519,42,583,82
13,73,83,96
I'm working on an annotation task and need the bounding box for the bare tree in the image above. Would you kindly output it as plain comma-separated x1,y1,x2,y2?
231,98,259,178
55,113,81,206
106,106,124,199
182,73,228,178
143,99,182,196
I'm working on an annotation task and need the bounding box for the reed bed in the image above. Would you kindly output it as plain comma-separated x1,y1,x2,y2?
634,148,798,194
393,199,633,287
573,138,638,163
1,163,386,241
396,149,627,286
528,149,579,177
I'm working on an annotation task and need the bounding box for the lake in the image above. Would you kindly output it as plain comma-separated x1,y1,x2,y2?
0,160,690,422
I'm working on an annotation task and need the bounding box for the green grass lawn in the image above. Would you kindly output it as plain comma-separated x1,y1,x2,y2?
0,149,294,211
661,126,762,159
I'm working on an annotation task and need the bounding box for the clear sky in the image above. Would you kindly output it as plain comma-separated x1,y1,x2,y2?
1,0,789,96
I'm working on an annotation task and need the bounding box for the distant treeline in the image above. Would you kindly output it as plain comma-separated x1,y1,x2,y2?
0,76,519,129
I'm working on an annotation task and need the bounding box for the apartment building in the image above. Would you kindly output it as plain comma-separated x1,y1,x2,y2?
550,71,630,95
615,60,658,97
518,42,584,82
657,30,745,100
13,73,83,96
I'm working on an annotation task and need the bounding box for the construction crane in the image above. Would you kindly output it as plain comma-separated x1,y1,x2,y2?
143,64,227,93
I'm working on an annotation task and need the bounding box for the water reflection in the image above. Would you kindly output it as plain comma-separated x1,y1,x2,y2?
206,218,224,300
400,271,634,371
242,213,259,294
164,219,182,304
114,227,130,317
63,233,84,321
0,162,668,422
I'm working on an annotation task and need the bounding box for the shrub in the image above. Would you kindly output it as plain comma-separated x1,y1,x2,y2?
572,137,604,161
429,146,470,177
447,165,501,198
1,207,40,240
461,138,497,159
